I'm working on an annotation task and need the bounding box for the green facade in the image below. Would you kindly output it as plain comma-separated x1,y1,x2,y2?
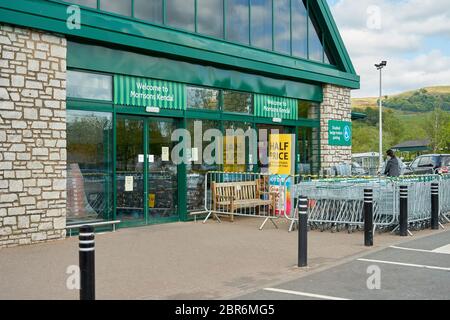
0,0,359,229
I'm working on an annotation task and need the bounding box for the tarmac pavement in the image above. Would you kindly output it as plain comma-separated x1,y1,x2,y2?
0,217,447,300
236,229,450,300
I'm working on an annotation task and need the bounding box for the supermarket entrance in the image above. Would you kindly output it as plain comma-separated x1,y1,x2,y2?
116,115,179,226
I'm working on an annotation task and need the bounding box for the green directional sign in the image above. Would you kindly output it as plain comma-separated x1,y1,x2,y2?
328,120,352,146
254,94,298,120
114,75,186,109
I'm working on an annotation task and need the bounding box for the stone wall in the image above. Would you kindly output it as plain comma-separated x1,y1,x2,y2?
0,24,67,248
320,84,352,171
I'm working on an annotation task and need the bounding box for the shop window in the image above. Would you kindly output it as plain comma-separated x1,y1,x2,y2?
67,70,112,101
250,0,273,50
223,121,254,172
297,127,320,175
187,86,219,110
223,91,253,114
298,101,319,119
134,0,163,24
308,16,324,62
257,124,288,174
274,0,291,55
186,120,221,212
197,0,224,38
65,0,97,8
291,0,308,59
166,0,195,31
100,0,132,16
226,0,250,45
67,110,113,224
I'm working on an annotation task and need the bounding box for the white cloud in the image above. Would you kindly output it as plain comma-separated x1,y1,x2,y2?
328,0,450,97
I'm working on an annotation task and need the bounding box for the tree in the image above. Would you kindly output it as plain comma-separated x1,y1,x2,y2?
422,105,450,152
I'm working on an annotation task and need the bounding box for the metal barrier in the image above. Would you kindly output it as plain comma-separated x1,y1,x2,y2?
202,171,450,232
286,176,396,232
202,171,283,230
440,174,450,222
287,174,449,232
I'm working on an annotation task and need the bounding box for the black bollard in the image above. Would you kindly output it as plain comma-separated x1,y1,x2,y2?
79,225,95,300
298,196,308,268
399,186,408,237
431,183,439,230
364,189,374,247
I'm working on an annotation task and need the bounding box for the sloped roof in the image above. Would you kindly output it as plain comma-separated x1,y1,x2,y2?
392,140,431,152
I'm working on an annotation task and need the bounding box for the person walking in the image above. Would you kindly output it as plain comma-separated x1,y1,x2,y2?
384,149,400,177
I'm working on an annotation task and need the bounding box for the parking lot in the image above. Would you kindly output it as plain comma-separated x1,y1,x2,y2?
236,229,450,300
0,217,447,300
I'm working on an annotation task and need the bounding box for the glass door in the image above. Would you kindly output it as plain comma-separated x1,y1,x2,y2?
115,115,179,226
116,116,145,224
147,118,178,220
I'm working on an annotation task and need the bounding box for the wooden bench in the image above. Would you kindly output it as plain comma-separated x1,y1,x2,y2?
210,180,276,222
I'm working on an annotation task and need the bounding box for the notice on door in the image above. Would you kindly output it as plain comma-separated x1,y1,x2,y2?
125,176,134,192
162,147,170,162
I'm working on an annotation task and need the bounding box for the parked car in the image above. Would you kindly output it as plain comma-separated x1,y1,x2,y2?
404,154,450,175
351,162,368,176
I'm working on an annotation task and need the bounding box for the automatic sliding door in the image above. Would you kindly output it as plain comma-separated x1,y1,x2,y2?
147,119,178,219
116,116,145,223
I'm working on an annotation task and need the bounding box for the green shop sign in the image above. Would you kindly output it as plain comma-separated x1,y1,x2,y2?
254,94,298,120
328,120,352,146
114,75,186,110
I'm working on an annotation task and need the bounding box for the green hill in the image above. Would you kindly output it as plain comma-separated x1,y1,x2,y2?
352,85,450,112
351,86,450,156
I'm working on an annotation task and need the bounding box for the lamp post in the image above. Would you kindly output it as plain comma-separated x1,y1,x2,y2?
375,61,387,171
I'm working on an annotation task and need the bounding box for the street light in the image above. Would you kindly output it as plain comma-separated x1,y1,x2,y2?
375,60,387,171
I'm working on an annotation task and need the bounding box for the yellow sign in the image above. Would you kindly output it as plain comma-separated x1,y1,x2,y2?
148,194,155,208
269,134,295,175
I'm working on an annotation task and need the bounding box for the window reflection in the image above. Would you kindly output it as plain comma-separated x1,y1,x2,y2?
250,0,273,50
166,0,195,31
223,91,253,114
134,0,163,24
197,0,224,38
186,120,221,212
309,17,324,62
65,0,97,8
187,86,220,110
67,70,112,101
67,110,113,224
100,0,132,16
227,0,250,45
298,101,319,119
292,0,308,59
274,0,291,54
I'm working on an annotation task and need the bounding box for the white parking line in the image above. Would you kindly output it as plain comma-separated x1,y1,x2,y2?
432,244,450,255
390,245,450,255
357,258,450,271
263,288,350,300
390,246,433,253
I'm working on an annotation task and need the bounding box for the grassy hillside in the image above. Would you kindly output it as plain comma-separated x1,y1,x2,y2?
352,85,450,112
352,86,450,155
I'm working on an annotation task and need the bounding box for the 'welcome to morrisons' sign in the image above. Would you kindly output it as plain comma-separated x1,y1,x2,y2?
254,94,298,120
114,75,186,110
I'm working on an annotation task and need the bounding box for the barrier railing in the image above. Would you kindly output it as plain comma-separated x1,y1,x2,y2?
440,174,450,222
202,171,283,230
285,176,396,232
288,174,449,232
202,172,450,232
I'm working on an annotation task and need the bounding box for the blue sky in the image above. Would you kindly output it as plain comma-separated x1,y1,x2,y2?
327,0,450,97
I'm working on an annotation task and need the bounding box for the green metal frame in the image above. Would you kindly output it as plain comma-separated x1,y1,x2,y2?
67,77,321,226
0,0,359,89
